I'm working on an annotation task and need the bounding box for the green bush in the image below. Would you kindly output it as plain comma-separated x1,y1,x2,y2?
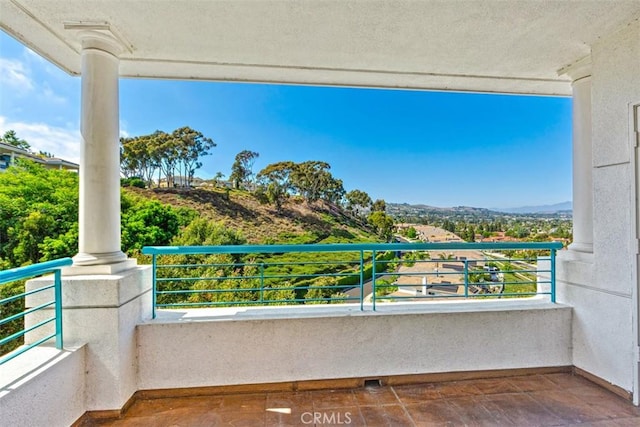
121,196,195,254
120,177,146,188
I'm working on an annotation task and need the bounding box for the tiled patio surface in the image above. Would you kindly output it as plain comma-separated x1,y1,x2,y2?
89,373,640,426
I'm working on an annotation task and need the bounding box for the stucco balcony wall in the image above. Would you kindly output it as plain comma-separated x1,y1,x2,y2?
137,300,572,390
0,346,86,427
555,17,640,397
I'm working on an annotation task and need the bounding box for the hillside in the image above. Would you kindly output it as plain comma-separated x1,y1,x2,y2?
492,201,572,214
388,202,572,221
125,187,378,245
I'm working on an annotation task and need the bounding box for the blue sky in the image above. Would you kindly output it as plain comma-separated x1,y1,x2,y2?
0,30,572,209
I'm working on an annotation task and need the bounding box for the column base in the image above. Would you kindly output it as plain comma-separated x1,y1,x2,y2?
567,242,593,254
66,258,137,275
72,250,129,266
556,248,594,293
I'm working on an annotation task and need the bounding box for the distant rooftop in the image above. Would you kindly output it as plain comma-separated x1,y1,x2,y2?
0,141,78,171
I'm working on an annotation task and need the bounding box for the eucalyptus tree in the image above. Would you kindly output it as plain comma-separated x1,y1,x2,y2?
256,161,296,192
289,160,344,203
172,126,216,187
345,189,372,216
120,134,159,185
256,161,296,209
258,160,345,205
367,210,394,241
230,150,259,189
371,199,386,213
120,127,215,188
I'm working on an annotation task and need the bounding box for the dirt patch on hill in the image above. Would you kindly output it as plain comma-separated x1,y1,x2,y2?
125,187,370,244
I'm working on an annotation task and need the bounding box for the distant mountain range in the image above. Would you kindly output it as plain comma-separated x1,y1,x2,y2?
491,201,572,214
387,201,572,219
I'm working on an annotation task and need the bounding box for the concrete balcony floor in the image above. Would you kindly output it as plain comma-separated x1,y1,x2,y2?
84,373,640,426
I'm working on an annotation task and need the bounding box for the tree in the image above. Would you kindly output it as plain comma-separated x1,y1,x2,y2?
323,177,345,205
120,133,161,186
172,126,216,187
120,127,215,188
230,150,259,189
1,130,30,151
257,160,344,204
154,131,179,187
368,211,394,241
289,160,344,203
213,171,225,187
0,161,79,266
257,161,295,189
371,199,386,212
345,189,372,216
121,200,185,253
256,161,297,210
265,182,287,212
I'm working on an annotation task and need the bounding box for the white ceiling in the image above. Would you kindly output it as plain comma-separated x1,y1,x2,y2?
2,0,640,95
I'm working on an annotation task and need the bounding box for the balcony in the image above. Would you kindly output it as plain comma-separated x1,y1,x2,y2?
2,242,633,425
1,1,640,425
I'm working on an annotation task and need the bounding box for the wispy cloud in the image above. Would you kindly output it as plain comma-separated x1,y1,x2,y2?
0,58,34,93
0,116,80,164
41,83,68,105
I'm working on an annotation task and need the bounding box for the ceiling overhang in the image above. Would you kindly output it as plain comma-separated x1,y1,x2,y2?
2,0,640,96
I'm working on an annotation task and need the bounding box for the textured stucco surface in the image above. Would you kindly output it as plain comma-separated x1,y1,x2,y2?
0,346,86,427
25,267,152,410
137,303,572,390
558,18,640,396
2,1,639,94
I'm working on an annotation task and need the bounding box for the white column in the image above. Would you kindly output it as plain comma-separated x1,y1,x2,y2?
566,59,593,254
72,32,131,269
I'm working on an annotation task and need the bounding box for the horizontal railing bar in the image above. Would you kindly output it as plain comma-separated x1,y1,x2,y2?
158,272,546,281
157,260,363,269
0,258,72,284
0,300,55,327
157,271,360,282
0,332,57,365
142,242,563,255
0,258,68,366
388,282,544,289
157,283,356,294
157,297,362,308
383,292,542,299
0,284,55,306
0,316,55,347
372,269,547,275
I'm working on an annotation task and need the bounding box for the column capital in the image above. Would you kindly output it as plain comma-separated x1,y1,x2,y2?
64,21,131,56
558,55,592,82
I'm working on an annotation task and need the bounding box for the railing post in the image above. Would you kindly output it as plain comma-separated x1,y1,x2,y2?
464,259,469,298
359,251,364,311
259,263,265,304
372,250,377,311
54,269,63,349
152,254,157,319
550,249,556,303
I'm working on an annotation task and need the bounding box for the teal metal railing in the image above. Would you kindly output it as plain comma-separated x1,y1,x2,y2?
0,258,72,365
142,242,562,317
